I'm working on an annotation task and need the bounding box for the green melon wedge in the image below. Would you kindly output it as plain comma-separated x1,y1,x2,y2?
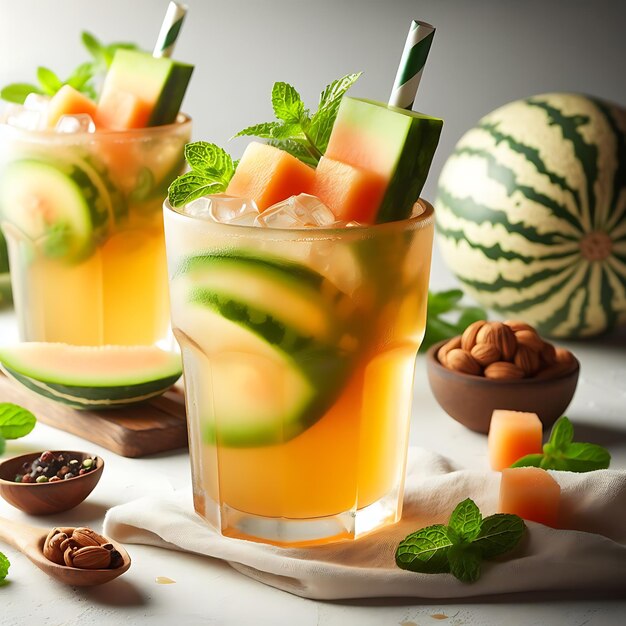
0,343,182,409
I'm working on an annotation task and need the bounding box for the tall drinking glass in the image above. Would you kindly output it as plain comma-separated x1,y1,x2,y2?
0,116,191,346
164,199,434,546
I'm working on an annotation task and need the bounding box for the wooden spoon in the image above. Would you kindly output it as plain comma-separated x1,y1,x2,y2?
0,516,131,586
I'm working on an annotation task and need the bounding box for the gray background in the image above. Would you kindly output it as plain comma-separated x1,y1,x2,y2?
1,0,625,284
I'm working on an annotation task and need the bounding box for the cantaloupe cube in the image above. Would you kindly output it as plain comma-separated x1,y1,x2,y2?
226,142,315,211
95,90,153,130
312,156,387,223
46,85,97,129
488,409,543,470
499,467,560,527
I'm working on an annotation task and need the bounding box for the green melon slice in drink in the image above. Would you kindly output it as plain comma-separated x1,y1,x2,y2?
96,49,193,128
322,97,443,223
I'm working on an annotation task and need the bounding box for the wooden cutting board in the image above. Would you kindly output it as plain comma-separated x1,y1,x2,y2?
0,374,188,458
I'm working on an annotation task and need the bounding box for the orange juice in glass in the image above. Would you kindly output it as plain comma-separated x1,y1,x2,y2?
0,116,191,346
164,198,434,546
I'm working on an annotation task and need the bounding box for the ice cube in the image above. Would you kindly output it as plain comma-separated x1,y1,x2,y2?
6,107,46,130
23,93,50,112
255,194,336,229
182,194,259,224
208,195,258,224
55,114,95,134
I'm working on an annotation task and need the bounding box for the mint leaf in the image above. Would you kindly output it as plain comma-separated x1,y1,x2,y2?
36,67,63,95
267,139,318,167
271,82,305,124
474,514,525,559
0,403,36,439
185,142,234,179
448,544,482,583
0,551,9,582
549,416,574,450
448,498,482,542
395,524,453,574
235,122,282,139
168,171,227,207
560,442,611,472
81,31,105,63
420,290,488,351
0,82,43,104
308,72,362,153
511,453,544,468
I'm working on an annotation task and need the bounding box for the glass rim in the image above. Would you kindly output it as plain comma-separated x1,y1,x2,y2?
164,197,435,239
0,112,192,140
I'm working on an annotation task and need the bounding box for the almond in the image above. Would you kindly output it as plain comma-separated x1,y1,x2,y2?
484,361,525,380
71,527,106,548
495,323,517,361
504,320,535,333
514,344,541,376
461,320,486,351
555,347,575,365
446,348,482,376
70,546,112,570
541,341,557,365
476,321,499,345
43,531,68,565
437,336,461,366
470,342,501,366
515,329,544,352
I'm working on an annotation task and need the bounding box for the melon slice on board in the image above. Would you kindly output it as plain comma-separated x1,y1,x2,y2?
325,97,443,223
226,142,316,211
0,343,182,409
96,49,193,129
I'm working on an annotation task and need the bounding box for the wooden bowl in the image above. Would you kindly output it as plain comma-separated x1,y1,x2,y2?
426,339,580,434
0,451,103,515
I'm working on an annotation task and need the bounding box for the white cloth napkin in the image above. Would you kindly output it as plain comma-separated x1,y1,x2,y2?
103,448,626,599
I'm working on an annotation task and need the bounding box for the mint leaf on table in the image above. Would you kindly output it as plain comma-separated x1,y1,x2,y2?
0,551,9,582
473,514,526,559
448,543,482,583
168,142,236,207
36,67,63,96
234,72,362,166
396,498,526,584
0,403,37,439
448,498,482,542
512,416,611,472
420,290,488,351
396,524,453,574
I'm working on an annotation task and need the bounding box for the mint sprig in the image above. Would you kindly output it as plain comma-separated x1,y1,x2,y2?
421,289,487,351
234,73,362,166
0,402,37,456
512,416,611,472
168,142,236,207
1,32,138,104
396,498,525,583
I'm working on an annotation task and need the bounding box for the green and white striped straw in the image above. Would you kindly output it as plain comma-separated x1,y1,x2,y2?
388,20,435,110
153,1,188,58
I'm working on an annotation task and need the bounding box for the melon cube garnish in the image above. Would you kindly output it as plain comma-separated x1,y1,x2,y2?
488,409,543,471
499,467,560,527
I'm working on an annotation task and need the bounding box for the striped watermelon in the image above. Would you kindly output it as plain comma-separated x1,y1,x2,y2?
436,93,626,338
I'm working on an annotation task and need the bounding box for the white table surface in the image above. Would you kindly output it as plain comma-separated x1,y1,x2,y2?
0,306,625,626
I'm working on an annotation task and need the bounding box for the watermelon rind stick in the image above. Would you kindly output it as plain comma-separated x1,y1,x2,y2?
388,20,435,111
153,1,188,58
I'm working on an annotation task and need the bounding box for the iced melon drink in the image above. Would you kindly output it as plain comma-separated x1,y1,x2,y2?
0,27,193,346
165,197,434,545
0,118,190,345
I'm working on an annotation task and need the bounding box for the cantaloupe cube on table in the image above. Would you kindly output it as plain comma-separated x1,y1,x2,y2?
312,156,387,223
46,85,97,129
488,409,543,470
499,467,560,527
95,91,153,130
226,142,315,211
